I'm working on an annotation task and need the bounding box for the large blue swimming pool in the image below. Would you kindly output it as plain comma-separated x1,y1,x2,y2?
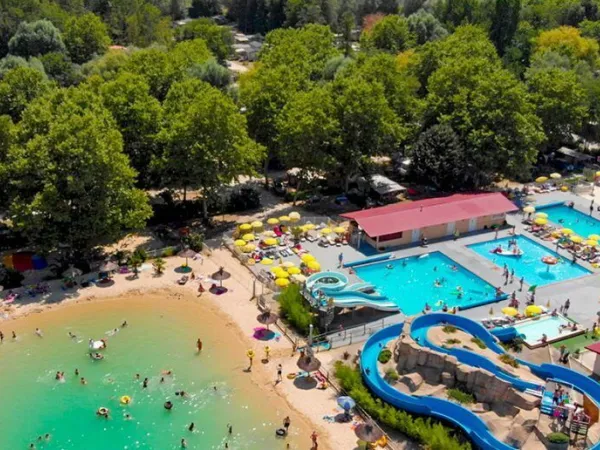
537,203,600,237
469,235,591,287
354,252,500,316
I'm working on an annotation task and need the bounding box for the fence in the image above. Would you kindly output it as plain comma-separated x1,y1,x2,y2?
311,315,404,350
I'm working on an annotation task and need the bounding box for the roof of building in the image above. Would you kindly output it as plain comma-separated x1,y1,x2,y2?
340,193,517,238
586,342,600,355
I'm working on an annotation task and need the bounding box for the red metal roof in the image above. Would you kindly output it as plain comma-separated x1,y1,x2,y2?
586,342,600,355
340,193,517,238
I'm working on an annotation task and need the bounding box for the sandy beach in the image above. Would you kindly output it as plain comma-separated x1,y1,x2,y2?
0,248,364,450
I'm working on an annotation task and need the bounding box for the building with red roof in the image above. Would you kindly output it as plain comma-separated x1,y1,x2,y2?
341,193,518,250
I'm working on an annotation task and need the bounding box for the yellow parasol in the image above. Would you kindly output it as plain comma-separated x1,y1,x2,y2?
263,238,278,246
550,173,562,179
534,218,548,226
271,266,285,274
561,186,568,192
561,228,574,235
596,171,600,178
301,254,316,263
260,258,273,265
536,176,548,183
276,270,290,278
242,233,255,241
267,218,279,225
287,266,301,275
523,206,536,214
585,239,598,247
241,244,256,253
334,226,346,234
589,234,600,240
307,261,321,271
304,223,316,230
502,307,519,317
239,223,252,232
275,278,290,287
289,212,301,222
292,274,307,283
251,220,263,228
535,212,548,218
525,305,543,317
570,235,583,243
320,228,332,235
234,239,246,247
279,215,290,222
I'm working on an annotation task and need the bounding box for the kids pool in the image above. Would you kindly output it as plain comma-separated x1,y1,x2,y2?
354,252,501,316
469,235,591,287
537,203,600,237
513,315,578,347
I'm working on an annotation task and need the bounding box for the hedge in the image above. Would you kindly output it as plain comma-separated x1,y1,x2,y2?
334,362,471,450
278,284,317,335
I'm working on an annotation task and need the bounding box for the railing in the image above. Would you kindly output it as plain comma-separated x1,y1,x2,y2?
310,315,404,350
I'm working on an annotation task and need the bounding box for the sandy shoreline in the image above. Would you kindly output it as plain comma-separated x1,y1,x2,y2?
0,250,360,449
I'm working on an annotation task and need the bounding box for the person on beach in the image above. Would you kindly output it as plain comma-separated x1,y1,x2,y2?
283,416,291,433
198,283,205,296
276,364,283,383
197,338,203,352
264,345,270,362
12,331,16,339
311,431,318,449
0,330,3,342
563,299,571,315
519,276,524,291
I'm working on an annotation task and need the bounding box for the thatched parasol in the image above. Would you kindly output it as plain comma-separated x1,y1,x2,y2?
211,266,231,286
256,310,279,329
296,354,321,373
178,248,197,266
354,423,384,443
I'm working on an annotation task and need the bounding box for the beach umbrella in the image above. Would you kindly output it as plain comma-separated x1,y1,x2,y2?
251,220,263,228
62,265,82,278
263,238,278,246
242,233,255,241
239,223,252,232
256,310,278,328
211,267,231,287
304,223,316,230
337,396,356,413
301,254,316,263
260,258,274,265
334,226,346,234
99,261,118,272
279,215,290,222
596,171,600,177
287,267,301,275
534,218,548,226
561,228,574,235
275,278,290,287
241,244,255,253
502,307,519,317
586,239,598,247
289,212,301,222
523,205,536,214
320,227,332,235
234,239,246,247
354,423,384,443
307,261,321,271
535,176,548,183
535,212,548,218
267,218,279,225
570,235,583,243
297,354,321,372
263,230,276,237
281,261,295,268
550,173,562,179
292,274,307,283
271,266,285,274
178,248,197,266
525,305,543,317
589,234,600,241
276,270,290,278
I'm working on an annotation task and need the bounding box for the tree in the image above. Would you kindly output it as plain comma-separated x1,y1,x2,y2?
502,21,537,77
174,19,233,62
99,72,163,187
189,0,221,17
126,3,172,47
152,257,166,275
63,13,111,64
128,252,142,276
490,0,521,55
189,59,231,89
39,52,81,86
0,67,52,121
407,10,448,45
411,124,466,191
8,20,66,58
360,15,415,53
534,26,599,65
340,11,355,56
435,0,486,28
0,55,46,78
0,115,12,207
158,80,265,210
6,87,151,255
526,67,589,148
580,19,600,41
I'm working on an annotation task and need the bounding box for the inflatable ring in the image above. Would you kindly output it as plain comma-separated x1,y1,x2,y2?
542,256,559,265
120,395,131,405
97,407,109,416
276,428,287,437
286,373,297,380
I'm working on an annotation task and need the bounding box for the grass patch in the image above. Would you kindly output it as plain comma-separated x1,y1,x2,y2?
442,325,458,334
500,339,523,353
334,362,471,450
278,284,317,335
551,332,593,353
547,432,569,444
499,353,520,368
470,337,487,349
447,388,475,405
462,345,473,351
378,348,393,364
446,338,461,345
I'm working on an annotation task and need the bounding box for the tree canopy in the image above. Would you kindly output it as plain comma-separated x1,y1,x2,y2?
8,20,66,58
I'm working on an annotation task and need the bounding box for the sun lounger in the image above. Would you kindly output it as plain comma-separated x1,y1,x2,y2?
177,275,189,285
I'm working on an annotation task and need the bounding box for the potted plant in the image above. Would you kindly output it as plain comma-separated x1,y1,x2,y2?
545,432,569,450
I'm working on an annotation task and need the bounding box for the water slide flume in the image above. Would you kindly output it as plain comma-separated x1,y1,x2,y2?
361,314,600,450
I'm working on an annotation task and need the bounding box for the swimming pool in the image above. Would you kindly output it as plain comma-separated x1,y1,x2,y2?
354,252,500,316
469,235,590,287
513,315,579,347
537,203,600,237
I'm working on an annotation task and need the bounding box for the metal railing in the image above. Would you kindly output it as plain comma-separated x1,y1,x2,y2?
310,315,404,350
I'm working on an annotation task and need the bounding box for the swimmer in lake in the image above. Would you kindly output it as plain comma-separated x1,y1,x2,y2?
68,332,76,339
402,260,407,267
121,320,128,327
35,328,43,337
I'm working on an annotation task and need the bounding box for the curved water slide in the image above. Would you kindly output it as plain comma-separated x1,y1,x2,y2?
361,314,600,449
329,291,399,312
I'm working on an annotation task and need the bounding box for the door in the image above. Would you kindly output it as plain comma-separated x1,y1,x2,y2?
468,218,478,232
411,228,421,243
446,222,456,236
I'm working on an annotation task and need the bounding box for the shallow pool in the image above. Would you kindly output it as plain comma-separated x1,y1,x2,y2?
537,203,600,237
513,315,573,346
354,252,499,316
469,235,590,287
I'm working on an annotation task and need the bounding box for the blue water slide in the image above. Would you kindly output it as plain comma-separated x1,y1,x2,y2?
329,291,399,312
346,282,375,291
490,326,518,342
361,324,515,450
306,271,348,292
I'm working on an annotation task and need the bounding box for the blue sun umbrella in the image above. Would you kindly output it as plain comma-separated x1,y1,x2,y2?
337,396,356,412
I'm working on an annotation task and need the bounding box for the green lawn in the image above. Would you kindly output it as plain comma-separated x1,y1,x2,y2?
552,332,598,353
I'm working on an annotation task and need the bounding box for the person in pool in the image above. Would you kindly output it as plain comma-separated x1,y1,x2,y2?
434,279,442,288
386,264,393,269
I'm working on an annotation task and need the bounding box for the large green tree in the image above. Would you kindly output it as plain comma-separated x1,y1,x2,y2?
0,67,52,121
8,20,66,58
407,10,448,45
174,19,233,62
63,13,111,64
126,3,172,47
490,0,521,55
6,86,151,255
361,15,415,53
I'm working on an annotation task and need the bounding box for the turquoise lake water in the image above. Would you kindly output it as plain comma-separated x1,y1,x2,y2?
0,299,297,450
469,235,591,287
537,203,600,237
354,252,498,315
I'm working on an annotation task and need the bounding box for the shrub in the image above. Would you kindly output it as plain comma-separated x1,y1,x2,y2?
334,362,471,450
500,339,523,353
442,325,457,333
162,247,176,257
378,348,392,363
227,187,261,212
183,232,204,252
133,248,148,263
385,368,399,382
446,338,461,345
447,388,475,404
470,337,486,349
278,284,316,335
499,353,520,368
152,257,166,275
547,432,569,444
